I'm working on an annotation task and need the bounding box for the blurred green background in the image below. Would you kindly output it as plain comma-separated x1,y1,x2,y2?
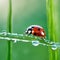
0,0,57,60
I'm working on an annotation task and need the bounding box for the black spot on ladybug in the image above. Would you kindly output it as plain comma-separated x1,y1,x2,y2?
31,27,34,28
43,30,45,32
33,33,36,35
38,28,40,31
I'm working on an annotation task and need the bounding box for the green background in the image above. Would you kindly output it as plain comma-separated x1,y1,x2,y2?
0,0,53,60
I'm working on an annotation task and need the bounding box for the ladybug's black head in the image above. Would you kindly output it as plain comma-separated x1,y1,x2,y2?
25,26,34,35
25,28,32,35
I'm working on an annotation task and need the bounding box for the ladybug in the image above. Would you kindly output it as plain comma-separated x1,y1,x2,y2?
25,25,46,39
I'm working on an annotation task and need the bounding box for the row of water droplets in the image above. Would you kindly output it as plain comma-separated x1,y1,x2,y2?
0,31,60,50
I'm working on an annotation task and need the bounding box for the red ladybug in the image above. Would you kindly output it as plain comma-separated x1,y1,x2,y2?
25,25,46,39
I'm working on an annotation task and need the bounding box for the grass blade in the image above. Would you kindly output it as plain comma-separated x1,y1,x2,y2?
46,0,59,60
7,0,12,60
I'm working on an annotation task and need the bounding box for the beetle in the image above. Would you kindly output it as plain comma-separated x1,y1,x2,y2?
25,25,46,39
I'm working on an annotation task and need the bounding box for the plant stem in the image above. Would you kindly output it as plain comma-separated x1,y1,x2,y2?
46,0,58,60
7,0,12,60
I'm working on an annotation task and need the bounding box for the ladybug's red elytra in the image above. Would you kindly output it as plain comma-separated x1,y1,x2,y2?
25,25,46,39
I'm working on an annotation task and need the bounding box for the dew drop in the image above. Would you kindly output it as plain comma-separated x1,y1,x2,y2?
0,37,4,40
22,40,30,42
19,34,23,36
14,40,17,43
43,43,46,46
51,44,57,50
12,39,17,43
44,39,50,44
2,31,7,36
11,33,18,36
50,42,54,44
5,37,10,40
32,40,40,46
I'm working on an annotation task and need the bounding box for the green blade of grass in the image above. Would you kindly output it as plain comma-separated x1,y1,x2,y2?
7,0,12,60
46,0,59,60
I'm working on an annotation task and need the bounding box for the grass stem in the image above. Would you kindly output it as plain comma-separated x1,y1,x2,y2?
7,0,12,60
46,0,58,60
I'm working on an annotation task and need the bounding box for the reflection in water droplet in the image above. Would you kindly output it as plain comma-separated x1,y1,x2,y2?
2,32,7,36
51,44,57,50
32,40,40,46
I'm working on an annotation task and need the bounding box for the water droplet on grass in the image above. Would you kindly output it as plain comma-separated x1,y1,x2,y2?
2,32,7,36
22,40,30,42
12,39,17,43
5,37,10,40
14,40,17,43
32,40,40,46
51,44,57,50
